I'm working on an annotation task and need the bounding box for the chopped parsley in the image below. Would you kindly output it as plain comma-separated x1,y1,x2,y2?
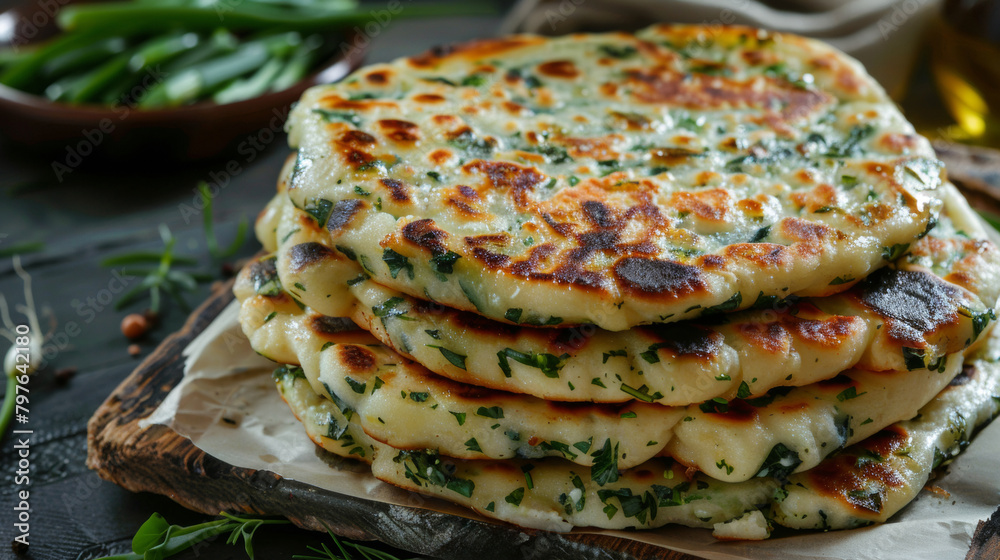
476,406,504,419
497,348,569,378
591,439,620,486
430,251,461,276
382,249,415,280
344,377,366,394
755,443,802,479
427,345,467,370
312,109,361,127
464,438,482,453
836,386,866,402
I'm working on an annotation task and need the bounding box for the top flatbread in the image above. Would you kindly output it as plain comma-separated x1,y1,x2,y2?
280,24,943,330
256,182,1000,405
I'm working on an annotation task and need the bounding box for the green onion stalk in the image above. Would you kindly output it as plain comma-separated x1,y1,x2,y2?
0,0,497,107
0,256,45,441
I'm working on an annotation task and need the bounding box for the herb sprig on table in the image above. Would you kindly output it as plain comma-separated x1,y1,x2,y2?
102,223,214,314
101,183,248,314
293,524,411,560
94,512,290,560
199,181,248,260
93,512,412,560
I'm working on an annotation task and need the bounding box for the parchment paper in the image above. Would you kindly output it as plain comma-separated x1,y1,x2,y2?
141,301,1000,560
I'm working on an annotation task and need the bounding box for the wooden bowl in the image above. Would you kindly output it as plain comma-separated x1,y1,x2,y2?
0,3,367,161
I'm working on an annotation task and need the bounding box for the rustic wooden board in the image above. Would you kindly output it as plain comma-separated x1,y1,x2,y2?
86,146,1000,560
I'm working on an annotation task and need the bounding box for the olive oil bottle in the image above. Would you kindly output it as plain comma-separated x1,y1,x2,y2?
932,0,1000,143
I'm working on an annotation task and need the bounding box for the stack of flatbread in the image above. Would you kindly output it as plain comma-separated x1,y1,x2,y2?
234,25,1000,538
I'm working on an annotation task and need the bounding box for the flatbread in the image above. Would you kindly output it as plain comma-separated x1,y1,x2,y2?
235,280,686,471
274,24,944,330
272,341,1000,533
252,187,1000,405
236,263,978,483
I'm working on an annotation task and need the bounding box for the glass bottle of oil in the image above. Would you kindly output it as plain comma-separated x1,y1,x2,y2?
931,0,1000,144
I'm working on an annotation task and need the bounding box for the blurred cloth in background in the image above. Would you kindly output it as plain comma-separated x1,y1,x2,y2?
501,0,942,99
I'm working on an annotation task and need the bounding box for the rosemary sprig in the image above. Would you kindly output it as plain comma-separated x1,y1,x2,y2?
104,223,208,313
94,512,290,560
199,181,248,259
102,183,248,313
292,523,407,560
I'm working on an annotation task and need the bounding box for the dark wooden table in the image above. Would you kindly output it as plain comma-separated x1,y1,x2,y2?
2,5,997,560
0,10,501,560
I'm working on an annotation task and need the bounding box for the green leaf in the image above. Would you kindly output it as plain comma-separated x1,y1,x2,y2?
602,349,627,363
313,108,361,127
372,297,409,321
537,440,578,460
497,348,569,378
476,406,504,419
450,411,466,426
823,124,874,158
427,345,467,370
902,347,926,371
382,249,414,280
459,279,486,312
882,243,910,261
346,273,368,287
505,487,525,506
344,377,366,394
521,144,572,164
619,383,663,403
394,450,475,499
430,250,461,275
736,381,751,399
701,291,742,316
272,365,306,382
449,130,495,159
465,437,482,453
424,76,456,86
598,44,637,58
699,397,729,414
199,182,248,259
836,386,866,402
132,513,170,553
591,439,620,486
302,198,334,227
755,443,801,479
446,478,475,498
749,225,770,243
